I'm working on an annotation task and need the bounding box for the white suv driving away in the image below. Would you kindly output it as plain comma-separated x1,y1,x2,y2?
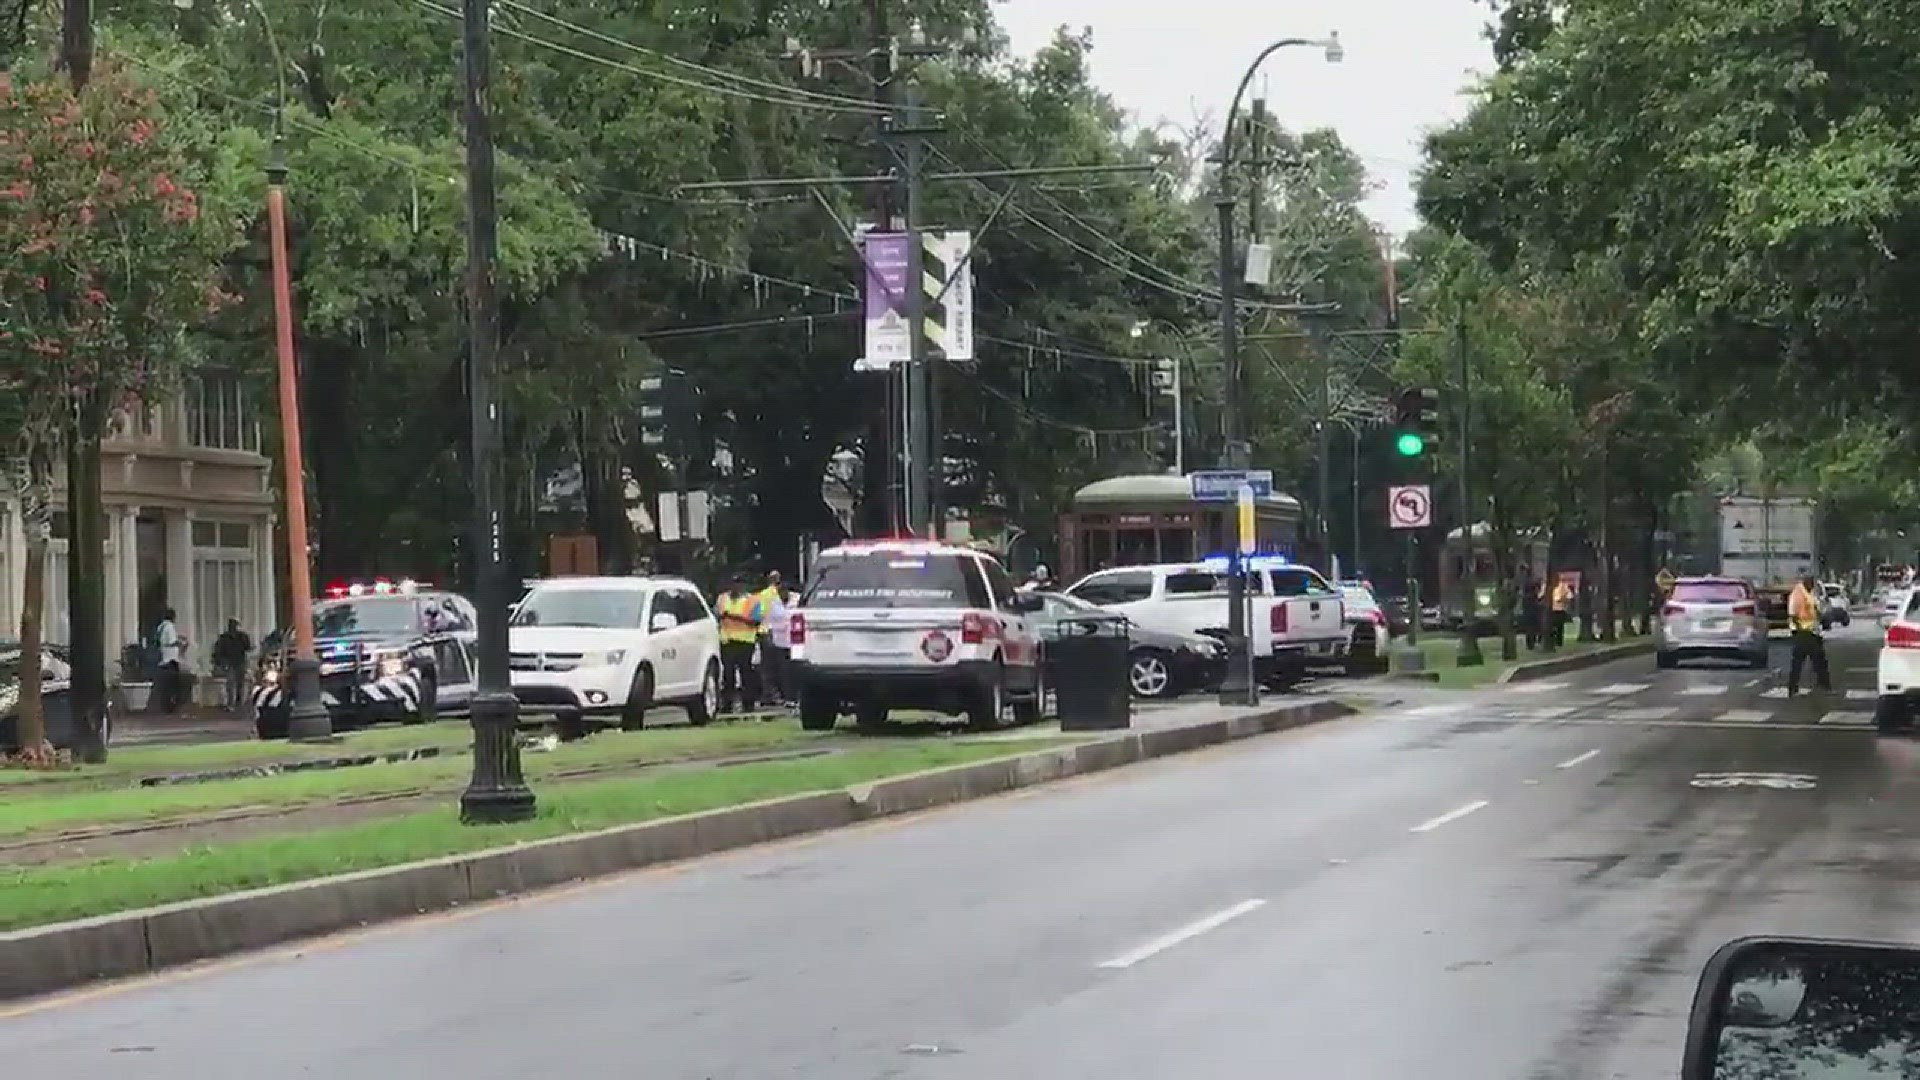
1876,588,1920,734
791,540,1044,732
508,576,721,732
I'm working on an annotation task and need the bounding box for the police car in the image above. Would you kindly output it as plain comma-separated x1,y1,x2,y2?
253,579,479,739
790,540,1045,732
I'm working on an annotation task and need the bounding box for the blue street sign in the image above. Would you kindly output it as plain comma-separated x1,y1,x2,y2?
1189,469,1274,502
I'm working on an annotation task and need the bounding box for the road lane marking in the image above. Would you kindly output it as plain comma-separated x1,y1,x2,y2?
1588,683,1650,695
1761,687,1790,699
1507,681,1569,694
1403,704,1465,718
1847,689,1877,700
1556,749,1600,770
1718,709,1773,723
1819,711,1863,725
1680,685,1730,696
1691,772,1817,790
1614,707,1678,721
1743,677,1768,687
1096,899,1268,970
1411,800,1490,833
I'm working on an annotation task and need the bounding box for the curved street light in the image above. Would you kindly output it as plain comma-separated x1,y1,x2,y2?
1214,33,1342,706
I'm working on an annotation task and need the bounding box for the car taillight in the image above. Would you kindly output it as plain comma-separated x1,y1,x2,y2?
1732,602,1756,615
1271,604,1289,635
961,612,989,644
789,613,806,645
1662,604,1684,617
1888,623,1920,649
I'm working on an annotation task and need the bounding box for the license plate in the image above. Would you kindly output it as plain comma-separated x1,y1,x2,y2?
1699,619,1730,632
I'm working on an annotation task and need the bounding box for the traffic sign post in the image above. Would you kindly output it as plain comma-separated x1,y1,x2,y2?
1191,469,1274,503
1388,485,1432,530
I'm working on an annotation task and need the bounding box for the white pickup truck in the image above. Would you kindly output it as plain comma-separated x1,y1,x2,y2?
1062,558,1346,687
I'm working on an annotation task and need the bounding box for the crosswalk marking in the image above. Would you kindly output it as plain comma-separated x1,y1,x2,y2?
1507,681,1569,694
1588,683,1651,695
1847,689,1878,701
1679,685,1730,696
1761,687,1789,699
1719,710,1773,724
1614,706,1679,721
1819,711,1862,725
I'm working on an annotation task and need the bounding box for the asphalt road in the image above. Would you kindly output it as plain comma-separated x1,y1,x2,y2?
5,622,1912,1079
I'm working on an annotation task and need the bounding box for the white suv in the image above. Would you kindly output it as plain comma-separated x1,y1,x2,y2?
1876,587,1920,733
508,576,720,731
791,541,1044,732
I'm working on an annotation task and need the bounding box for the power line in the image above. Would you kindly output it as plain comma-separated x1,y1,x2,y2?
974,382,1165,437
497,0,891,113
410,0,889,116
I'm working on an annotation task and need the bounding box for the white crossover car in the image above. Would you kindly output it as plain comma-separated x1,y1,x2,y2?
508,576,720,731
1876,588,1920,734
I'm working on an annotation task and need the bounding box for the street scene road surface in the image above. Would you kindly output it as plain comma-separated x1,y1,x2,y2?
5,623,1909,1079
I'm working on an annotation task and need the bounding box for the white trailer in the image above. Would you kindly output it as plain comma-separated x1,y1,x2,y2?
1719,495,1817,627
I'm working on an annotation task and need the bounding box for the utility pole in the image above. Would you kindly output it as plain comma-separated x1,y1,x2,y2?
1455,314,1483,666
898,80,934,535
456,0,534,824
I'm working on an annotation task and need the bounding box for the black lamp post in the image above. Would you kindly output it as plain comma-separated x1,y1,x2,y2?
1213,33,1343,705
457,0,534,824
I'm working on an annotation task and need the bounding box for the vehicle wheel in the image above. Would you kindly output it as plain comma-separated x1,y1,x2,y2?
684,661,719,727
1876,695,1909,735
1012,667,1045,724
964,667,1005,731
620,665,654,731
1128,648,1176,699
1656,651,1676,670
255,706,289,741
798,688,837,732
409,670,438,725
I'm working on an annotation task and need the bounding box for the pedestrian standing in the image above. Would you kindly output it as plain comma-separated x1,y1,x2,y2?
1520,573,1543,650
762,577,798,709
211,618,253,713
755,570,789,710
155,608,188,713
1786,572,1832,696
714,572,765,715
1551,576,1574,646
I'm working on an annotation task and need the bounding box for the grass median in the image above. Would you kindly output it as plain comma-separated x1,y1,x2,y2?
0,722,835,838
0,724,484,788
0,739,1067,931
1396,626,1649,688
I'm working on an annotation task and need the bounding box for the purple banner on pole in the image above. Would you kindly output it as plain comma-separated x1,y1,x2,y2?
862,231,912,367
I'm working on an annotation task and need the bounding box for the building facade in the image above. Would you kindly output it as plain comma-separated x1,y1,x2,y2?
0,374,279,680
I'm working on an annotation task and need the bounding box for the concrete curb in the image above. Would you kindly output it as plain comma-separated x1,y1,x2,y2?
1497,639,1657,684
2,697,1359,1002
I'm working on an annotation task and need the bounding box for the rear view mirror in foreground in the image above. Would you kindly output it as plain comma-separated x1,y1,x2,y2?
1683,936,1920,1077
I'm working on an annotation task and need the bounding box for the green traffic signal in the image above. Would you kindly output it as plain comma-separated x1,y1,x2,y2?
1396,432,1426,457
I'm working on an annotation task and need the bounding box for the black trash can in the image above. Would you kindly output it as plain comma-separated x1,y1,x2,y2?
1048,613,1132,731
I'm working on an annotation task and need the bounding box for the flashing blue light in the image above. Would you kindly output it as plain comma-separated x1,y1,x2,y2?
1200,552,1294,573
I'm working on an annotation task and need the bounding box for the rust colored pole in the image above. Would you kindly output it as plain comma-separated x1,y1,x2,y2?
265,140,330,740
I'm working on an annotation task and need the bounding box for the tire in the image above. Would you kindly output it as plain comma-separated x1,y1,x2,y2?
684,661,718,727
964,667,1005,731
1656,651,1676,670
1128,649,1177,699
799,688,837,732
410,670,438,725
1876,695,1909,735
1012,666,1045,724
620,665,654,731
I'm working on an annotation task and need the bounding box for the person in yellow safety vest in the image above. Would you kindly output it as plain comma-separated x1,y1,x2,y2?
1551,577,1575,646
755,570,790,711
714,572,766,715
1786,572,1832,696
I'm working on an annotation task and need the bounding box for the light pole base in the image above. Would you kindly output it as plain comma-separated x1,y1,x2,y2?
1456,629,1485,668
461,689,536,825
284,657,336,743
1215,635,1262,706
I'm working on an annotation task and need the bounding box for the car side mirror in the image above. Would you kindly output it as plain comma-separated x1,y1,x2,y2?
1683,936,1920,1078
650,612,678,632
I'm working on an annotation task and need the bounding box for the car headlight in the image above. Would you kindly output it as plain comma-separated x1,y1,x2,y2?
377,655,407,679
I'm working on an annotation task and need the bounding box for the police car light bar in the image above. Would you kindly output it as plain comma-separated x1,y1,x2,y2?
323,578,427,599
1200,553,1294,573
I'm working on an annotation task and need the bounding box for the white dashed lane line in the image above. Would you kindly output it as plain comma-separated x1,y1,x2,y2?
1410,800,1491,834
1096,900,1268,970
1556,749,1600,770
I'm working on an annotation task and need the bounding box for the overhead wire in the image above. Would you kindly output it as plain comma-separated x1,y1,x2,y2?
409,0,889,116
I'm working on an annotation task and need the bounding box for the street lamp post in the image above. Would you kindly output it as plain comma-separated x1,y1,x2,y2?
264,142,330,742
1214,33,1342,706
457,0,535,824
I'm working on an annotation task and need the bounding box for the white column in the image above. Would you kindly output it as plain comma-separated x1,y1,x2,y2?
165,509,197,672
255,511,277,635
116,506,140,662
4,499,23,636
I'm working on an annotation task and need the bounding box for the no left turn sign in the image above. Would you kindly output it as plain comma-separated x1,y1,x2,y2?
1388,485,1432,530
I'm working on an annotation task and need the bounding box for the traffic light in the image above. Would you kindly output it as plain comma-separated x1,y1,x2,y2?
638,369,695,450
1393,387,1441,457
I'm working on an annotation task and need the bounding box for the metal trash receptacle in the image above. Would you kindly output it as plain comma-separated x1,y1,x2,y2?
1048,613,1132,731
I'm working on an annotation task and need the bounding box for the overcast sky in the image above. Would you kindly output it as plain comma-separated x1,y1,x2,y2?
993,0,1495,236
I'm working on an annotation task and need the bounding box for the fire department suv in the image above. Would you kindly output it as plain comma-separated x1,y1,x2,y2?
791,540,1045,732
253,580,478,739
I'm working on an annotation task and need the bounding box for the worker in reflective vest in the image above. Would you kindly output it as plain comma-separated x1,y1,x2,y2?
715,572,765,714
1786,572,1831,696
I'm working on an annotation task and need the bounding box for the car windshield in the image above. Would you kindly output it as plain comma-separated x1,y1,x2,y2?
1672,582,1749,604
804,551,987,609
510,589,647,628
313,598,418,638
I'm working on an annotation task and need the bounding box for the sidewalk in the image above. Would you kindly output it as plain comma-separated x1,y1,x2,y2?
113,706,254,747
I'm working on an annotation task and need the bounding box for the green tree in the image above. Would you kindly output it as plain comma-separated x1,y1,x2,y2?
0,63,243,761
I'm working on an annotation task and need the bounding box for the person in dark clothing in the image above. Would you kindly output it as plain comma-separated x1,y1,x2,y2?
1521,576,1544,651
211,619,252,712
